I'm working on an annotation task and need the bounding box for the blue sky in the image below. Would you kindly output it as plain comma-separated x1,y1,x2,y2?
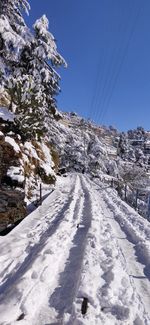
26,0,150,131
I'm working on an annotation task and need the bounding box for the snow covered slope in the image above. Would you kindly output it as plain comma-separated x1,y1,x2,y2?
0,174,149,324
48,112,119,179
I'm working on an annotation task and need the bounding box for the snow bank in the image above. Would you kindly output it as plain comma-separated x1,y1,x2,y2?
7,166,24,183
5,136,20,152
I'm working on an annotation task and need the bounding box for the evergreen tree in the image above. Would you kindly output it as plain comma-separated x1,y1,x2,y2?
5,14,66,138
0,0,30,63
0,1,66,139
0,0,30,95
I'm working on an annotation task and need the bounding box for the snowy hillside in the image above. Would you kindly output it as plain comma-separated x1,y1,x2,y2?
1,104,150,232
48,112,118,176
0,106,57,232
46,112,150,219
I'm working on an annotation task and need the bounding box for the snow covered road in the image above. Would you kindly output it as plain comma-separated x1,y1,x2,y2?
0,174,150,324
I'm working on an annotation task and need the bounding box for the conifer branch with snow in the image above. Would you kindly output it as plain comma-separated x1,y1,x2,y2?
0,1,66,140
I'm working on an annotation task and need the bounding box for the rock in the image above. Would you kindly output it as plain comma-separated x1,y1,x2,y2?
0,140,20,186
0,134,5,144
81,297,88,315
0,189,26,232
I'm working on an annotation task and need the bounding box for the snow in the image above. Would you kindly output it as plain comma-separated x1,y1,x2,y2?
0,106,14,122
33,14,67,67
7,166,24,184
0,174,150,324
40,142,55,176
24,141,55,179
24,142,39,160
5,136,20,152
0,16,24,50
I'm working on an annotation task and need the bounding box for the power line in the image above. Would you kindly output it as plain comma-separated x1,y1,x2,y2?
94,0,135,123
88,0,108,120
88,0,128,122
100,1,144,125
88,0,144,127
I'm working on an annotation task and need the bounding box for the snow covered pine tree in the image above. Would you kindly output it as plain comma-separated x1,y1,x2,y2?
0,1,66,139
0,0,30,89
14,14,67,138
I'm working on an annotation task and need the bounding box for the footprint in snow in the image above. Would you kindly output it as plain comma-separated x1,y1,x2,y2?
134,316,144,325
44,249,53,255
111,304,130,321
27,232,34,238
17,313,25,321
31,271,38,279
90,240,95,248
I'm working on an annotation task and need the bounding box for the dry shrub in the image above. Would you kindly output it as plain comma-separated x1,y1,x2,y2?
31,140,45,161
46,142,60,172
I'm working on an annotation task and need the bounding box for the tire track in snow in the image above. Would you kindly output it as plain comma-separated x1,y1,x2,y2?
0,175,87,325
103,190,150,279
0,176,78,301
19,177,84,312
99,187,150,324
47,176,92,324
0,178,76,284
104,190,150,280
80,177,150,324
73,178,133,325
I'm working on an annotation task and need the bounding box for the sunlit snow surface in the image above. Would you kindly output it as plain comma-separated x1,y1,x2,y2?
0,174,150,324
5,136,20,152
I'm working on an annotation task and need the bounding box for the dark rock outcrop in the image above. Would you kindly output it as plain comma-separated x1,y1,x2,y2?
0,122,26,231
0,189,26,232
